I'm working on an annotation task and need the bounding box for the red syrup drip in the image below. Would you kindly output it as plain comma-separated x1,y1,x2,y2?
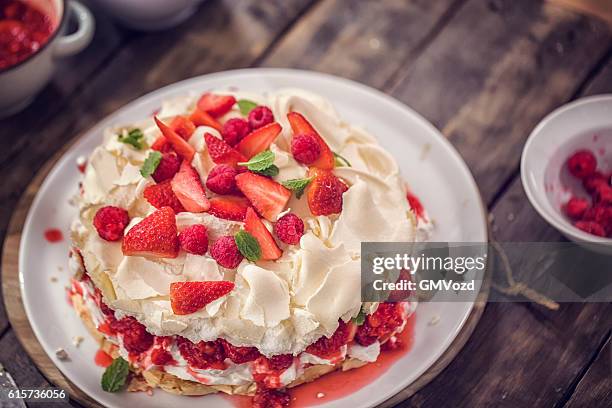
223,313,416,408
44,228,63,243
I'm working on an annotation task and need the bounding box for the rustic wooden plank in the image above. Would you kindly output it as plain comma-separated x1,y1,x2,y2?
261,0,464,89
387,0,612,203
565,334,612,408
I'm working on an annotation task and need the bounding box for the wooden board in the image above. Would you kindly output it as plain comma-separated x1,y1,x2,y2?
1,127,489,408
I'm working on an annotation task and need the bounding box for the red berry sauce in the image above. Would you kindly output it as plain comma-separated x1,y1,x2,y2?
0,0,55,70
44,228,63,243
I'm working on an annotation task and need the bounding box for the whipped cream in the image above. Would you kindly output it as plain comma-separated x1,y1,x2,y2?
71,89,425,356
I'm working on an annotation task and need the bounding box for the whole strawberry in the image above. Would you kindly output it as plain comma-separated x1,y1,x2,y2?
93,206,130,241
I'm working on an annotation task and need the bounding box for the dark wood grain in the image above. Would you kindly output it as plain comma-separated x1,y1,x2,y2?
565,334,612,408
261,0,465,89
388,0,612,202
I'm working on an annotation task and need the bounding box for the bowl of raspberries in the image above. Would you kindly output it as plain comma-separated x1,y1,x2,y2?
522,95,612,249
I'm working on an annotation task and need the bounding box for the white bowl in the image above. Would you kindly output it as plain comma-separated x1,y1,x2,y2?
521,95,612,251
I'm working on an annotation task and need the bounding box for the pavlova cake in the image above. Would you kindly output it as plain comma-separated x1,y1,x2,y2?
68,88,429,407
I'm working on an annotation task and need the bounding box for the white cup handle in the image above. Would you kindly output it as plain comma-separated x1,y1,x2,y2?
54,0,95,58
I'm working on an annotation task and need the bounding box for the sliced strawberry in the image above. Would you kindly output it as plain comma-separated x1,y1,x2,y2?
236,122,282,159
171,161,210,213
143,180,186,213
235,172,291,221
208,196,250,221
154,116,195,162
151,135,172,153
204,132,247,167
197,93,236,118
287,112,334,169
170,115,196,140
122,207,179,258
245,207,282,260
170,281,235,315
307,169,348,216
190,108,223,133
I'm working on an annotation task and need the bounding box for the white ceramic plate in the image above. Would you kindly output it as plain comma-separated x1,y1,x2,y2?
19,69,487,408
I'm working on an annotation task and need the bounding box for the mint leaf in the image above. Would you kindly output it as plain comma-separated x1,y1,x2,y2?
333,152,352,167
118,128,144,150
352,308,366,326
238,150,275,171
282,177,313,199
254,164,279,177
234,230,261,262
140,151,162,178
101,357,129,393
237,99,258,116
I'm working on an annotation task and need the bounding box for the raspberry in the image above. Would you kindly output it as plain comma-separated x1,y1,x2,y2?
93,206,130,241
563,197,589,219
151,347,174,366
206,164,238,195
594,184,612,205
574,221,606,237
567,150,597,179
210,236,243,268
252,387,290,408
583,206,612,234
222,118,251,146
218,339,261,364
274,213,304,245
176,337,226,369
291,133,321,164
152,153,181,183
110,316,154,355
266,354,294,371
248,106,274,130
355,303,404,346
179,224,209,255
306,320,351,357
583,172,608,193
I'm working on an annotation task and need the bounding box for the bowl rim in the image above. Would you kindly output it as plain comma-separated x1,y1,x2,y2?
521,94,612,244
0,0,67,75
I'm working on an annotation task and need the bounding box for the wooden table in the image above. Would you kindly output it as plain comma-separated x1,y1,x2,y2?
1,0,611,406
